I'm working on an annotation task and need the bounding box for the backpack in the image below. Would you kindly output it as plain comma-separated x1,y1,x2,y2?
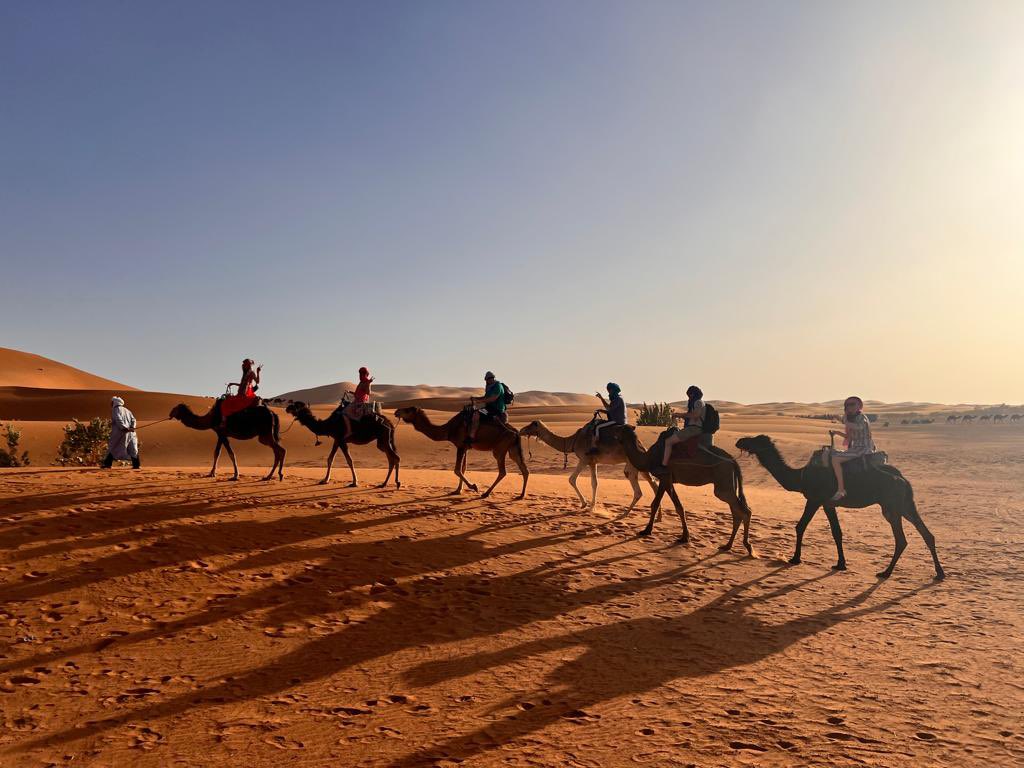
502,384,515,406
702,403,720,434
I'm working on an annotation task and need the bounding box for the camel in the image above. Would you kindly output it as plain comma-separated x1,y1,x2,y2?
394,406,529,498
169,400,285,481
520,420,657,512
285,401,400,488
993,414,1006,422
735,435,944,580
616,426,753,554
1011,414,1022,423
962,414,976,423
980,414,992,421
946,414,960,423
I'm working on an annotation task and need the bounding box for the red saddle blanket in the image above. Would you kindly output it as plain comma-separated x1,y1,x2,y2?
220,394,259,419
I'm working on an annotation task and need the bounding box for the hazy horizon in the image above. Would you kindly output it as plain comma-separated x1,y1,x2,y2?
4,2,1022,404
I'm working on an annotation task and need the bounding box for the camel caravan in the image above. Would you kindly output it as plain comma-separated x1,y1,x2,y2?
166,360,944,580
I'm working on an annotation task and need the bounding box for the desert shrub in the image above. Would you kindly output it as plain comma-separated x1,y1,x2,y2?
0,423,30,467
636,402,674,427
54,418,111,466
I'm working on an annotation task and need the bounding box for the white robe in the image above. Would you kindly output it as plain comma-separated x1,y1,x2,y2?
109,400,139,460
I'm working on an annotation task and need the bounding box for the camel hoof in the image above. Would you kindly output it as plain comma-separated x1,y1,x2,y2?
229,476,239,482
318,479,329,486
718,543,732,551
788,556,801,565
515,494,526,501
876,569,893,579
832,562,847,571
638,529,652,538
934,570,946,581
348,482,358,488
395,482,401,490
675,536,690,546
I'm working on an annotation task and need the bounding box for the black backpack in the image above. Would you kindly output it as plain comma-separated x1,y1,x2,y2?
502,384,515,406
702,403,720,434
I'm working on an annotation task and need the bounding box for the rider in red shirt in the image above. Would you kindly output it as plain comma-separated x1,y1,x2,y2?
342,366,373,439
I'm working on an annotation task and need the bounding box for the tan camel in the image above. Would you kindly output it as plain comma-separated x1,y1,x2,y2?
520,420,657,512
394,406,529,498
617,426,753,554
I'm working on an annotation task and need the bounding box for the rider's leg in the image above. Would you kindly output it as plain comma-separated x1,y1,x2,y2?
831,455,849,500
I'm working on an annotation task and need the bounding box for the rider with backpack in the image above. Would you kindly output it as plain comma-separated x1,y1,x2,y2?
661,385,712,466
468,371,512,443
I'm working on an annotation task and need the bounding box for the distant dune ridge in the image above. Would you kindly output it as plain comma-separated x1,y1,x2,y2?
0,347,136,390
0,348,1018,426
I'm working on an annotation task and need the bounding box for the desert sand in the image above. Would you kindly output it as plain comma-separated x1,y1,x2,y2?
1,348,1022,766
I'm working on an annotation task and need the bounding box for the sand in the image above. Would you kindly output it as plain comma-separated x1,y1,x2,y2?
0,349,1022,766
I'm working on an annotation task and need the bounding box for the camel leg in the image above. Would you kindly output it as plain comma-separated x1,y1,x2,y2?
511,441,529,500
258,434,278,481
665,484,689,543
568,458,588,508
482,449,508,498
714,480,743,553
791,499,820,565
877,506,908,579
223,439,239,481
208,438,223,478
823,506,846,570
320,440,339,485
624,467,643,513
462,451,478,492
339,442,357,487
588,462,598,509
378,433,399,488
640,480,669,537
452,448,477,494
902,501,944,580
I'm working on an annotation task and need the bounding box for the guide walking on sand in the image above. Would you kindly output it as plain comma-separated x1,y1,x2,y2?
101,396,140,469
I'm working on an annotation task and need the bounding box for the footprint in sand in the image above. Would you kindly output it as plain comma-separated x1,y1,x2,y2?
263,735,305,750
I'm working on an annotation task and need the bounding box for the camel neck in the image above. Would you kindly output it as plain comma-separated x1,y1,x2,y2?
754,445,803,492
412,411,452,442
295,407,331,436
533,423,574,454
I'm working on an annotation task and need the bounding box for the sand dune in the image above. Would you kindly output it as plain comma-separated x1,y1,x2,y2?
275,381,605,407
0,347,136,390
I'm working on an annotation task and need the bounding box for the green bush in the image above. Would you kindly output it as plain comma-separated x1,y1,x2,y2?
0,423,30,467
636,402,674,427
54,418,111,466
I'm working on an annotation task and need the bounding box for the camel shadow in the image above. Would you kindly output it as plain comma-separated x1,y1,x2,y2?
390,572,934,766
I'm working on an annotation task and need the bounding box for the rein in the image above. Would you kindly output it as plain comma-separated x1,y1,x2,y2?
135,417,171,431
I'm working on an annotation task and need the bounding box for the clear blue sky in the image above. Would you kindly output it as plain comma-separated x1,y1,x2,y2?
4,1,1022,403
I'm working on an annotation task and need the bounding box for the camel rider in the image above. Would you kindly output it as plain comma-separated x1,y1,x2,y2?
101,396,140,469
468,371,507,443
590,382,627,453
220,358,261,429
661,385,705,466
828,395,876,501
341,366,374,440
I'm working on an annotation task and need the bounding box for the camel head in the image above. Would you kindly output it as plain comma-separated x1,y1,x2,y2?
735,435,773,455
393,406,420,424
168,403,188,421
285,401,309,417
519,420,542,437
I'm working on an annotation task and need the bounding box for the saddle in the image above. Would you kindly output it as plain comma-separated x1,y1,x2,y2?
650,427,716,468
811,447,889,476
583,420,626,448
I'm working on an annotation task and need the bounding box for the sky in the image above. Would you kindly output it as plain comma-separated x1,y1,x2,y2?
3,1,1022,404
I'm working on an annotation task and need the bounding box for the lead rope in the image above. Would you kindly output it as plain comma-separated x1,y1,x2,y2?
135,417,171,431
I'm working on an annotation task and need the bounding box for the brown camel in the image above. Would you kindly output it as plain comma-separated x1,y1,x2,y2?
169,400,285,481
617,426,753,554
285,401,400,488
394,406,529,498
520,419,657,512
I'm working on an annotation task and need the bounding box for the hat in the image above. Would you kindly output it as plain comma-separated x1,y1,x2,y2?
607,382,621,395
484,371,495,380
111,396,124,407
